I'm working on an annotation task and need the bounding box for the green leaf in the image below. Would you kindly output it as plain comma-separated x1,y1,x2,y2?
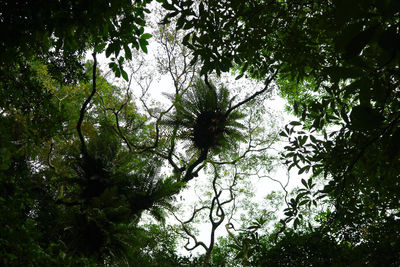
310,135,317,143
299,136,308,146
296,192,308,201
105,45,113,58
298,166,309,175
115,68,121,78
199,2,205,13
141,33,152,40
183,21,193,30
182,33,191,45
124,44,132,60
340,108,349,124
242,62,249,73
284,211,292,216
313,167,323,176
139,39,148,53
294,217,300,229
235,73,244,80
301,178,308,188
121,69,129,81
279,131,288,137
289,121,301,126
166,11,179,19
299,199,309,206
163,2,177,11
177,16,185,29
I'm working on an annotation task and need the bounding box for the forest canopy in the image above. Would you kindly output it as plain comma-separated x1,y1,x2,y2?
1,0,399,266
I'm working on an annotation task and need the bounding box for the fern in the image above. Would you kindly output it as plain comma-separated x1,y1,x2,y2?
164,77,246,154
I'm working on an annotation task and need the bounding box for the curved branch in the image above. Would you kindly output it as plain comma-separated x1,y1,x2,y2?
204,73,214,92
172,211,208,251
76,52,97,156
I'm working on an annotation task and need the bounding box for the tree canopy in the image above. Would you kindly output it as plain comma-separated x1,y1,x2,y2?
1,0,400,265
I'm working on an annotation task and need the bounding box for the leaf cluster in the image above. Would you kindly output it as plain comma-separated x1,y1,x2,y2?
165,77,246,154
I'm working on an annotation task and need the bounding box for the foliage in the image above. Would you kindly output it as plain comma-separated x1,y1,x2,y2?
0,62,184,265
208,219,400,266
3,0,400,265
0,1,265,265
0,0,153,81
160,0,400,264
165,78,245,154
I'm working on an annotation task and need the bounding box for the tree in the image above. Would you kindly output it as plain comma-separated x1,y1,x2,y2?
0,2,183,263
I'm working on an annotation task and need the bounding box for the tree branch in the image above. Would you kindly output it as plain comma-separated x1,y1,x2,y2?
226,69,278,116
182,149,208,182
76,52,97,156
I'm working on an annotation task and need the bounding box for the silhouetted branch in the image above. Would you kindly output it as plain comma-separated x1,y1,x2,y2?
76,52,97,156
172,211,208,251
226,69,279,116
182,149,208,182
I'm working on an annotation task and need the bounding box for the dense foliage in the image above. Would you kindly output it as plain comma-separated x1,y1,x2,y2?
1,0,400,266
